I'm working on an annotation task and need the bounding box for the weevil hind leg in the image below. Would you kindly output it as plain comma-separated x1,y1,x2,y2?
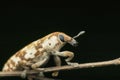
21,66,31,79
38,72,44,77
18,61,32,78
31,58,49,77
21,70,28,78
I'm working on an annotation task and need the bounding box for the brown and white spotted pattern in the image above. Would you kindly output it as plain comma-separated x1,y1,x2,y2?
2,32,78,77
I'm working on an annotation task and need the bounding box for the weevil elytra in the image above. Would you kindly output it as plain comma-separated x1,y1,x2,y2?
2,31,85,78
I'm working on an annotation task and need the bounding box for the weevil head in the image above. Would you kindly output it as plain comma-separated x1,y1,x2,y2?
41,32,78,51
57,32,78,47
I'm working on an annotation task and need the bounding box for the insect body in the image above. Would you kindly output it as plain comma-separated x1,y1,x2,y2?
2,31,85,78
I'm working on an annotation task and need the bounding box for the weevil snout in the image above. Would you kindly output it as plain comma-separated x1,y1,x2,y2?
69,38,78,47
70,31,85,46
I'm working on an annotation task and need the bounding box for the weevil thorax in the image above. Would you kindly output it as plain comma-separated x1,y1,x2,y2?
41,32,65,51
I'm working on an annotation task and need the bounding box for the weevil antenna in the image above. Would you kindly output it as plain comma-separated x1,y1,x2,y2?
73,31,85,39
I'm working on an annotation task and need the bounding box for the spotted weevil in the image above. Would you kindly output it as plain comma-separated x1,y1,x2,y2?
2,31,85,79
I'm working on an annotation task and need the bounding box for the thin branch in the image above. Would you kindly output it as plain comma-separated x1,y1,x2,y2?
0,57,120,77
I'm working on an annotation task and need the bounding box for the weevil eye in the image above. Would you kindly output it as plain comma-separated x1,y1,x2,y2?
59,35,65,42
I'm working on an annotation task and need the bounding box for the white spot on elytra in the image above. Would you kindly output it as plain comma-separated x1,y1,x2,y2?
24,47,37,59
11,56,21,65
9,63,13,68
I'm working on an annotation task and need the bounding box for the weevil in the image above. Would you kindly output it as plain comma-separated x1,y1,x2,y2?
2,31,85,79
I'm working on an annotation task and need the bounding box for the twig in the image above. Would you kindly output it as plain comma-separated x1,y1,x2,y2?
0,57,120,77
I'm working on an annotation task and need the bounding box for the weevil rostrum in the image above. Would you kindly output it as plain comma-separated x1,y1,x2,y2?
2,31,85,78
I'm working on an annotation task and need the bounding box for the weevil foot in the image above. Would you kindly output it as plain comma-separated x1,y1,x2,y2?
21,70,27,78
52,71,59,77
67,62,79,67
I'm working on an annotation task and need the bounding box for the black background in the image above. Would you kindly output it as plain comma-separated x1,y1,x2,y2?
0,1,120,80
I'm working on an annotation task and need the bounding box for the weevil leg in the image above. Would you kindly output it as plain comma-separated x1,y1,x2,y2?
52,55,61,77
18,61,32,78
54,51,79,67
31,57,49,77
21,69,28,78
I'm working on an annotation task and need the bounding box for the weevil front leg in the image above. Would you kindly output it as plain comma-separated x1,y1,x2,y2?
54,51,79,67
